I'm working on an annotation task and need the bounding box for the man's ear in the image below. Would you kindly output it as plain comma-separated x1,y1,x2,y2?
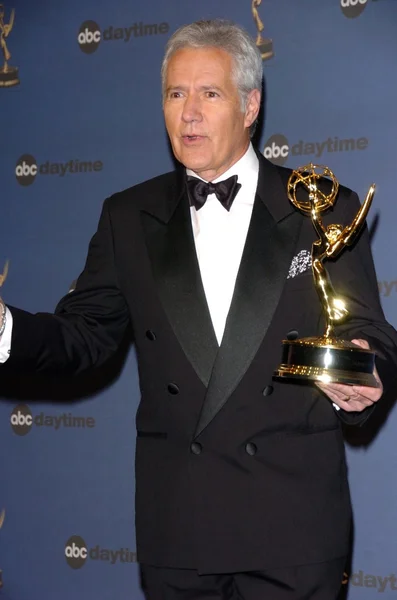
244,89,261,129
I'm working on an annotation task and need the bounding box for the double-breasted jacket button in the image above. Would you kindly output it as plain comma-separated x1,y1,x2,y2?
167,383,179,395
286,329,299,341
190,442,202,455
146,330,156,341
245,442,257,456
262,385,274,397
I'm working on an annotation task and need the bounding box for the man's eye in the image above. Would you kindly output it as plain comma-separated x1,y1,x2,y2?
169,91,182,99
206,91,219,98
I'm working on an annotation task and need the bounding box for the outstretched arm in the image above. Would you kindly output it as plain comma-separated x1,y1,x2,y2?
0,199,130,376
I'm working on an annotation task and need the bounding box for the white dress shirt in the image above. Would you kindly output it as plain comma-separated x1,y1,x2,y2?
0,307,12,362
187,143,259,345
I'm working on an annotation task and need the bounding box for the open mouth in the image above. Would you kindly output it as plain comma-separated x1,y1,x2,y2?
183,135,204,142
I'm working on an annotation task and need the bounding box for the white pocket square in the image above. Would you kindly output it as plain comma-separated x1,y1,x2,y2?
287,250,312,279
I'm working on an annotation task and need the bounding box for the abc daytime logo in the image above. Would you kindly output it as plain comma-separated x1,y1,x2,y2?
77,19,170,54
10,404,95,436
78,21,101,54
15,155,103,186
263,133,369,166
65,536,88,570
263,134,289,166
340,0,368,18
65,535,137,569
343,570,397,593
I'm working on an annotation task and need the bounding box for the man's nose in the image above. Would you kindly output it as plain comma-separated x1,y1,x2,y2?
181,94,203,123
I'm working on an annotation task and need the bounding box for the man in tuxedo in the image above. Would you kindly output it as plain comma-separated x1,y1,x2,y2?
1,19,397,600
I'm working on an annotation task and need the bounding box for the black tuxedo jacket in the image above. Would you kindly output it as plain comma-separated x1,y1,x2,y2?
6,154,397,573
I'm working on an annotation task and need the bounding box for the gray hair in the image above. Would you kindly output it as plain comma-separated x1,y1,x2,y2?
161,19,263,115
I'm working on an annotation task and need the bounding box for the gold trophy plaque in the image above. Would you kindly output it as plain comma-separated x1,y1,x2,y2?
251,0,274,61
275,163,379,387
0,4,19,88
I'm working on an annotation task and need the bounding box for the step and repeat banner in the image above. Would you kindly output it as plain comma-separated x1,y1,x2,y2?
1,0,396,598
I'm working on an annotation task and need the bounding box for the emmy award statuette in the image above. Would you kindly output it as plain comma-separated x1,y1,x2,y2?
251,0,274,61
275,163,379,387
0,4,19,88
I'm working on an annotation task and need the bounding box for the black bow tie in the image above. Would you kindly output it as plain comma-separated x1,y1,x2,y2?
186,175,241,212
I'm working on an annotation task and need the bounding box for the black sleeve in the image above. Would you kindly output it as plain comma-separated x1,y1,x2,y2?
4,198,130,375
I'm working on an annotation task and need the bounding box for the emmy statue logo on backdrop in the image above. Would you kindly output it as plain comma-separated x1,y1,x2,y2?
0,4,19,87
0,508,5,588
0,259,9,287
251,0,274,61
275,163,379,387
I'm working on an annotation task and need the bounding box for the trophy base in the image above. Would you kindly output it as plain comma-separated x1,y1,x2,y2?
0,66,20,87
274,337,379,387
256,38,274,61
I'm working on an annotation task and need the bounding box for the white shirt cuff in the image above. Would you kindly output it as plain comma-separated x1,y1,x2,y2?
332,403,340,411
0,306,13,362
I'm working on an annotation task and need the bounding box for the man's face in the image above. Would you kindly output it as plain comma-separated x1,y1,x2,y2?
163,47,260,181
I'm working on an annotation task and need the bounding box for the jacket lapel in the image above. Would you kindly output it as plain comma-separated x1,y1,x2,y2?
194,156,303,438
140,169,219,387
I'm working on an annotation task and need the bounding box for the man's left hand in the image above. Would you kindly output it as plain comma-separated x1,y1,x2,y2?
316,339,383,412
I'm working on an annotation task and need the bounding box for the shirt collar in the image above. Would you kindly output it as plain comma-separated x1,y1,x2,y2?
186,142,259,188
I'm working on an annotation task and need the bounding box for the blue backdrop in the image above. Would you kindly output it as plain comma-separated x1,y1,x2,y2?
1,0,397,598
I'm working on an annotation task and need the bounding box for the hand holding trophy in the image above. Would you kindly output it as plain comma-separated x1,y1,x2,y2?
275,164,379,387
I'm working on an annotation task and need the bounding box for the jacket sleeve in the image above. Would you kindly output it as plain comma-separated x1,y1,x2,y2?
3,198,130,375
